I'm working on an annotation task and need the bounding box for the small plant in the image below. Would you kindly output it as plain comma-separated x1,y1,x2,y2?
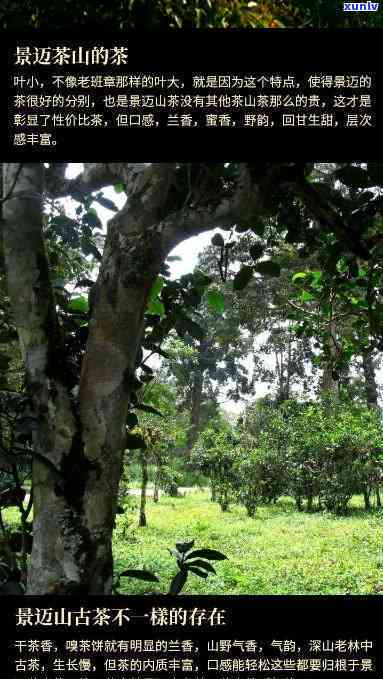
115,540,228,595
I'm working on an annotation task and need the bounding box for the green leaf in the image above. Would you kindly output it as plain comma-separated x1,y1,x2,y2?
95,195,119,212
310,271,322,285
147,299,166,318
233,265,254,291
81,239,102,261
176,540,195,553
147,277,165,318
206,289,225,313
367,163,383,186
190,270,213,289
235,222,251,234
185,548,228,561
300,291,315,302
114,183,125,194
168,569,188,595
176,317,205,341
167,255,182,262
188,566,209,579
187,559,216,574
68,296,89,314
334,165,370,188
140,364,154,376
50,215,80,247
250,222,266,237
255,261,281,277
292,272,307,283
134,403,164,417
76,277,95,289
149,276,164,301
249,243,264,261
83,209,102,230
120,569,159,582
211,233,224,247
126,413,139,428
125,432,146,449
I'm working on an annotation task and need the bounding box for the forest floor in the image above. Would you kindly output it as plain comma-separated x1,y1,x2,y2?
113,489,383,595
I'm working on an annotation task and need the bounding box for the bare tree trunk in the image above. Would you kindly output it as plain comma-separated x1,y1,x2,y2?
275,348,283,402
186,356,205,454
362,350,379,408
138,452,148,527
285,335,292,401
361,350,380,510
2,163,167,593
153,463,161,503
363,488,371,511
3,163,89,593
321,317,339,401
376,486,381,509
211,479,217,502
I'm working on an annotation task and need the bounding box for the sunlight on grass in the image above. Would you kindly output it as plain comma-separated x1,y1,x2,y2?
113,490,383,595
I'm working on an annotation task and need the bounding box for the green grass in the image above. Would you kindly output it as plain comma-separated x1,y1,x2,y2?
113,490,383,595
3,490,383,595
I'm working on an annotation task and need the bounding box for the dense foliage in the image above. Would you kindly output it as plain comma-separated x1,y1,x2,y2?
3,0,383,30
193,398,383,517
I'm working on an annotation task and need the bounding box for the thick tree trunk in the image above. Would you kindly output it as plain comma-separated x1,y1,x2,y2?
2,163,95,593
2,161,261,593
321,365,338,396
2,163,169,593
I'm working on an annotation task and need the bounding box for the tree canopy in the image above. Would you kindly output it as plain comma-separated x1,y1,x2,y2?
2,0,383,30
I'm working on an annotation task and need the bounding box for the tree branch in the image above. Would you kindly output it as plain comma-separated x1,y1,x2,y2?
45,162,129,199
161,164,259,254
292,175,370,259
